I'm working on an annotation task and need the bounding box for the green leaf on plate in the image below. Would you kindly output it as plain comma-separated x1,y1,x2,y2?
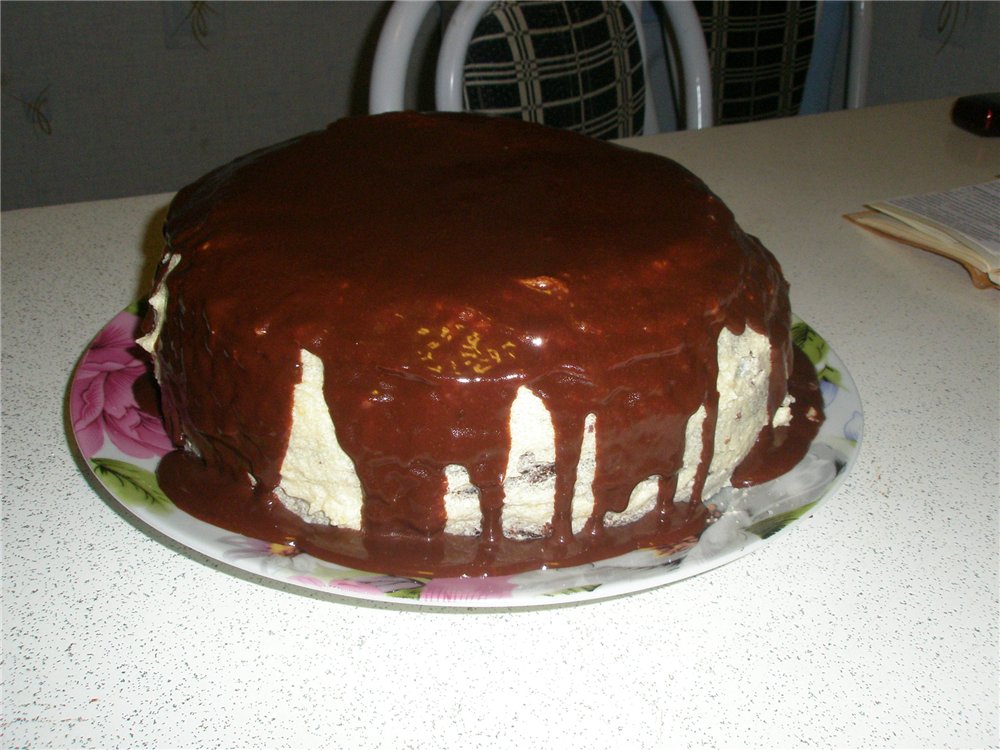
745,501,818,540
90,457,173,513
123,298,148,317
818,364,843,388
791,321,829,366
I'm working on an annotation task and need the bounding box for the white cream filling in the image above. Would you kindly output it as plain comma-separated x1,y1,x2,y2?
443,387,560,538
601,326,775,526
278,350,363,529
136,253,181,378
571,413,597,534
442,464,481,536
702,326,773,499
276,327,783,538
499,388,558,538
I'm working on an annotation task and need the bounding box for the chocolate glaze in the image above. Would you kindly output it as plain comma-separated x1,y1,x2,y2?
143,111,823,577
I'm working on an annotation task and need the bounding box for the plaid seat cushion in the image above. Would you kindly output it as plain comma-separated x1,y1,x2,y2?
462,1,646,140
695,0,817,124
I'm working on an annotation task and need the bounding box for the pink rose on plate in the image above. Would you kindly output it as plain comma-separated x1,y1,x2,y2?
419,574,516,602
71,310,173,460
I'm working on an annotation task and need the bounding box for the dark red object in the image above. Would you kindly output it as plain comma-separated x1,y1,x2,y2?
951,93,1000,136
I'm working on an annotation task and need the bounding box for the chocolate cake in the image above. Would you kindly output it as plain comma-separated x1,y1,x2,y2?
138,111,823,577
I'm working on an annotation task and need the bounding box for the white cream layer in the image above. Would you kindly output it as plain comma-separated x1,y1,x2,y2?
278,350,364,528
275,326,784,537
136,253,181,378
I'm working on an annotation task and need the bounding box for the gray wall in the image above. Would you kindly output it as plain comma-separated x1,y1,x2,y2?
2,1,388,209
3,1,998,210
866,0,999,106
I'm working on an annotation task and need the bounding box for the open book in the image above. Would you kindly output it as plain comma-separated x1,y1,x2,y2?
846,180,1000,289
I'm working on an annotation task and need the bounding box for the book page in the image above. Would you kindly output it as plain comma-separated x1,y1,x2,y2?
874,181,1000,265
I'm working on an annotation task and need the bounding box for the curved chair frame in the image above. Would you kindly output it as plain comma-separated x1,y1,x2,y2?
846,0,872,109
803,0,872,114
369,0,713,132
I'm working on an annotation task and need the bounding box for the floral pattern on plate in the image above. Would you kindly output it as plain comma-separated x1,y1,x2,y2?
70,308,862,608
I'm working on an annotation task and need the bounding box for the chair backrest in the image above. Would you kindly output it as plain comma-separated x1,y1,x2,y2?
369,0,713,135
694,0,871,123
443,1,649,139
695,0,819,124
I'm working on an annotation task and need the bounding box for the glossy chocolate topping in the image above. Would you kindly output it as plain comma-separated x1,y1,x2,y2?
144,111,822,577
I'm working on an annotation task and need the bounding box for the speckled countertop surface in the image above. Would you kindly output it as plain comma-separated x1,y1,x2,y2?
3,98,997,749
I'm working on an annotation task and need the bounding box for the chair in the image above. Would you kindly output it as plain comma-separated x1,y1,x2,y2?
802,0,872,112
369,0,714,137
692,0,872,124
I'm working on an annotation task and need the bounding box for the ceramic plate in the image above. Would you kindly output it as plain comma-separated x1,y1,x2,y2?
70,303,862,608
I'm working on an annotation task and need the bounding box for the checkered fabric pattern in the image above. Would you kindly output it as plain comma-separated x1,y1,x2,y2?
695,1,817,124
462,1,646,140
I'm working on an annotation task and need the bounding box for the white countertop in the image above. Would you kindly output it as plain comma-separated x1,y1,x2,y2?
3,98,998,749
